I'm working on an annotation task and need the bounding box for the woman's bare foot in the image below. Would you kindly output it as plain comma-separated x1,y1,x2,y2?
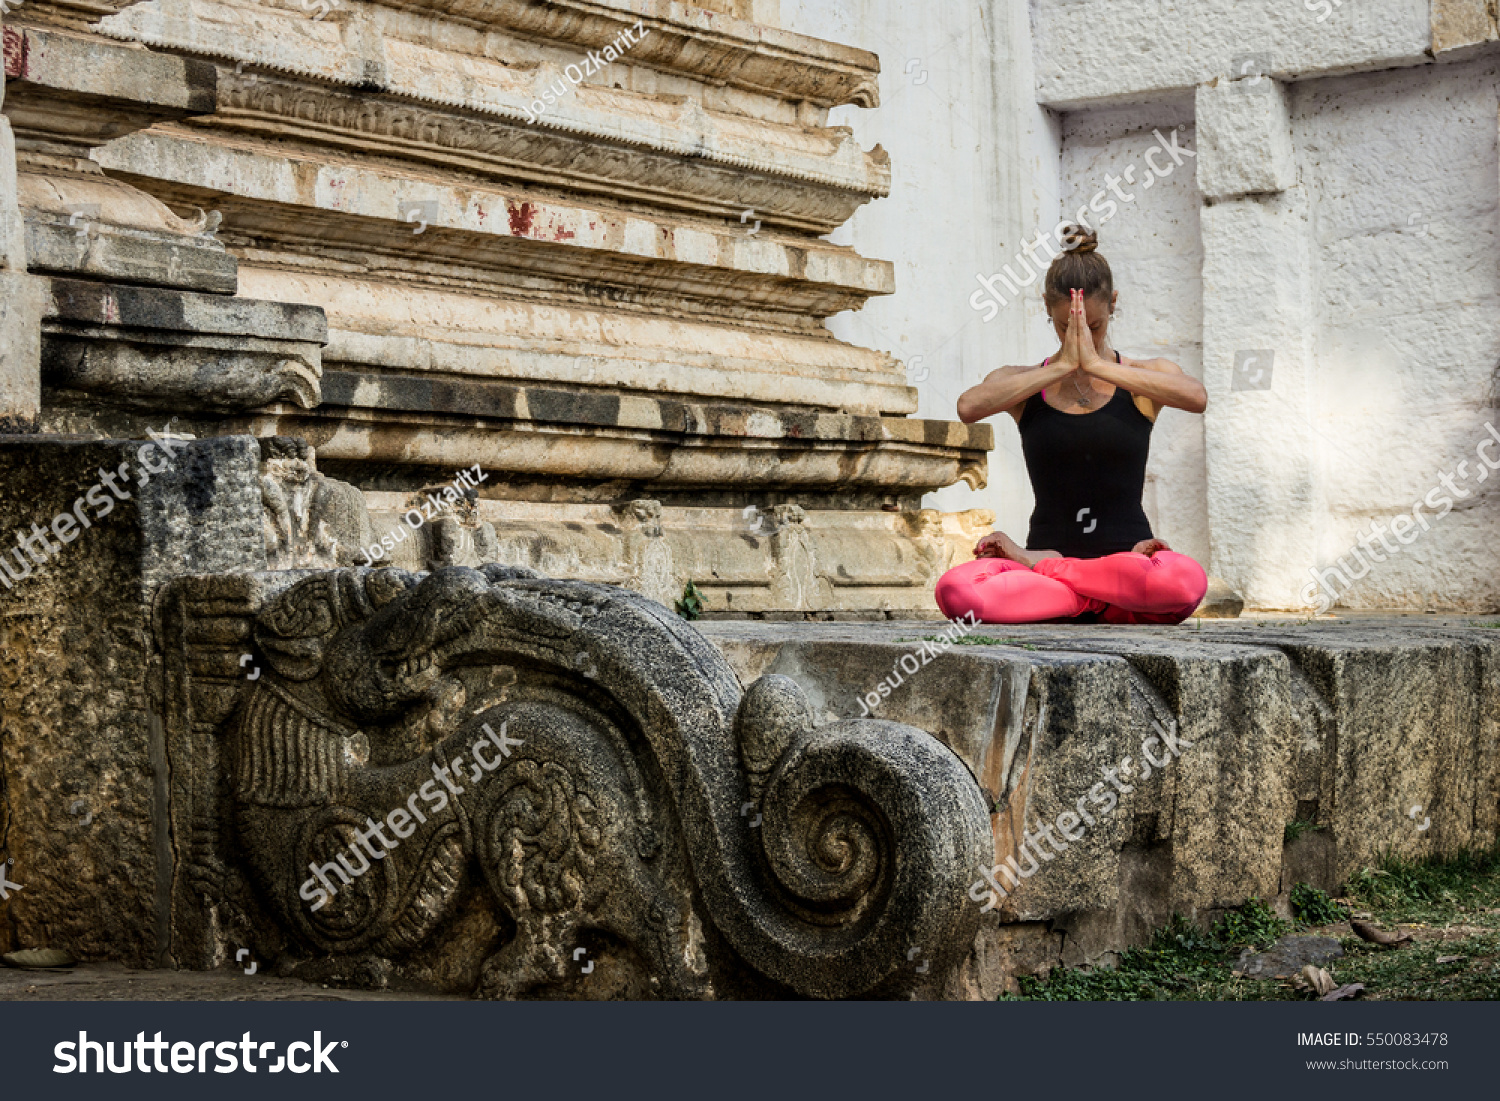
1132,538,1172,557
974,531,1050,568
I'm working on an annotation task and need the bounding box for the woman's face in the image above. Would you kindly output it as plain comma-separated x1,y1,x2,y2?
1049,292,1115,351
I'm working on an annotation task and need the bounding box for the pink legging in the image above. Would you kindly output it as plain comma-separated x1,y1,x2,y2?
935,552,1208,625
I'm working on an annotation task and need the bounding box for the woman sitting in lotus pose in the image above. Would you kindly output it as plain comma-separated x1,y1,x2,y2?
938,227,1210,625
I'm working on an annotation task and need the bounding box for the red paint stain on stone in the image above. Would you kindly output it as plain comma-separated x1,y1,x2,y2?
507,201,537,236
3,27,27,79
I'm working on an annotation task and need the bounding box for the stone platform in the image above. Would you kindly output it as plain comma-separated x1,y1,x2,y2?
698,613,1500,998
3,461,1496,999
0,435,1491,999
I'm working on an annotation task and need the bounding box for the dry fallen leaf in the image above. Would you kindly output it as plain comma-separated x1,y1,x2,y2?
1321,983,1366,1001
1,948,77,969
1300,964,1335,997
1350,919,1411,947
1436,955,1465,965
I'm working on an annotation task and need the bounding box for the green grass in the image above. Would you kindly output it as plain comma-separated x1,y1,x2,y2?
1336,930,1500,1000
1344,848,1500,925
898,634,1039,650
1001,902,1291,1002
1283,819,1322,844
1215,897,1292,949
1003,848,1500,1001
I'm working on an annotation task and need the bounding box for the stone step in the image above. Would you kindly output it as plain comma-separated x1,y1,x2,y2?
697,616,1500,994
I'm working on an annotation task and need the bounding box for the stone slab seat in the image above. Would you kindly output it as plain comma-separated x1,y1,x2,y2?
696,615,1500,998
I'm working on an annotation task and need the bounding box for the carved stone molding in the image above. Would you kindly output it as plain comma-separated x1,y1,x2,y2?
229,400,989,497
392,0,882,108
19,162,234,293
97,128,894,320
2,25,217,155
190,71,886,234
40,277,326,412
99,0,879,112
159,566,991,997
4,26,236,290
4,0,146,33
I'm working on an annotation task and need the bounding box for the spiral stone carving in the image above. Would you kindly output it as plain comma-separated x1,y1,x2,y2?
293,807,402,949
224,565,991,998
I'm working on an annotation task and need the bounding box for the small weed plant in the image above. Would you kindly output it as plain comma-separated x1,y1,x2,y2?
674,581,705,621
1290,882,1346,927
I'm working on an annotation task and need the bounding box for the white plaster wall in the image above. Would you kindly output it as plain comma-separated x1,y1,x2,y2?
780,0,1497,610
1201,187,1323,609
778,0,1060,538
778,2,1207,559
1059,101,1208,564
1031,0,1431,108
1295,56,1500,610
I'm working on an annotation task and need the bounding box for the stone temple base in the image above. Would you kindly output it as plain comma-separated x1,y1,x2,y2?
700,616,1500,997
0,434,1493,998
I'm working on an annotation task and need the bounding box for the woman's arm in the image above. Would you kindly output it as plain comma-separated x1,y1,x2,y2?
957,361,1075,424
959,290,1093,423
1083,356,1207,415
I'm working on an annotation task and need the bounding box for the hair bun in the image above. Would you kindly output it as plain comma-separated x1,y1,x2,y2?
1061,224,1099,254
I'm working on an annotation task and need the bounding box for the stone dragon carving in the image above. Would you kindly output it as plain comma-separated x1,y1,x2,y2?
229,565,990,998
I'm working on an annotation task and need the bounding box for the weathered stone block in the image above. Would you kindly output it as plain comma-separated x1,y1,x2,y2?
1032,0,1432,109
23,216,236,296
0,117,23,272
40,277,325,412
0,436,265,966
1193,576,1245,618
1195,78,1298,199
1237,934,1343,978
5,25,234,293
0,270,41,432
1431,0,1499,53
698,617,1500,991
1201,192,1320,609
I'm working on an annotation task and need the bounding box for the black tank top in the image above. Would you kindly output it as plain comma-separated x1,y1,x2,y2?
1018,359,1155,559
